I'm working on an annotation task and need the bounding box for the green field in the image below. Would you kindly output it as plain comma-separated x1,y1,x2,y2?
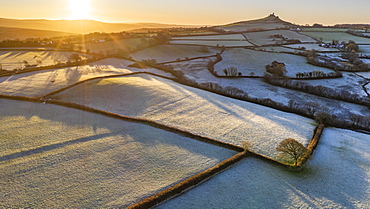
0,99,235,208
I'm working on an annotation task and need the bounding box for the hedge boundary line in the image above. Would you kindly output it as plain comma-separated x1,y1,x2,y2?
127,151,249,209
295,123,325,169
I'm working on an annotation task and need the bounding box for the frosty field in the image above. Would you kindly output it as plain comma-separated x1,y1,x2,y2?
0,51,88,71
284,43,340,52
170,39,254,47
49,74,316,159
171,34,247,40
300,31,370,44
214,48,334,77
84,38,145,54
0,58,173,97
0,99,236,208
130,44,220,63
156,128,370,208
244,30,316,46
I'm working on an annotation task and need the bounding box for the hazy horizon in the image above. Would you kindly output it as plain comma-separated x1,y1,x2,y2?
1,0,370,26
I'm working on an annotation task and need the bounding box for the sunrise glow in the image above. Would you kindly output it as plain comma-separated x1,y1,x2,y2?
68,0,91,20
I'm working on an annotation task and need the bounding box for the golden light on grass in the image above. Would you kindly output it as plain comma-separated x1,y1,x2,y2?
68,0,91,20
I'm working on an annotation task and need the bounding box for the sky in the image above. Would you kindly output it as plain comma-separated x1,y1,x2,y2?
0,0,369,25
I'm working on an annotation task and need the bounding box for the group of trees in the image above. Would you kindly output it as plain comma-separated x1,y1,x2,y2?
269,34,301,45
305,49,370,72
295,70,342,79
223,66,242,76
265,61,287,77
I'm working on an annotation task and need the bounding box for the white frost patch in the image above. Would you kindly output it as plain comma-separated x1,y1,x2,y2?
51,74,315,159
0,99,235,208
0,58,173,97
156,128,370,208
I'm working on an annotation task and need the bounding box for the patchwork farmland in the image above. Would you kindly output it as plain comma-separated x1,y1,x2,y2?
1,13,370,208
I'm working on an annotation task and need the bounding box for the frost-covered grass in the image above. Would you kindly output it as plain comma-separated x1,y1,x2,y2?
84,38,145,54
255,46,296,53
359,45,370,54
169,40,253,47
284,43,340,52
172,34,246,40
130,44,220,63
49,74,315,159
172,58,370,120
301,72,369,97
356,71,370,79
214,48,334,77
300,28,348,32
0,58,173,97
0,51,88,71
244,30,316,46
300,32,370,44
156,128,370,208
0,99,235,208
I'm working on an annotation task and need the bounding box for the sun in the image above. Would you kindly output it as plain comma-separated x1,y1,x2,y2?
68,0,91,20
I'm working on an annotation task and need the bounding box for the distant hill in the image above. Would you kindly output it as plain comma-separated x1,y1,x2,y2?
217,13,296,32
0,18,195,34
0,26,73,41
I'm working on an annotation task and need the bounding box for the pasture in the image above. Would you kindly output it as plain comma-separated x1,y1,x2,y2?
169,40,253,47
130,44,220,63
157,128,370,208
214,48,334,77
48,74,315,159
300,31,370,44
0,58,173,97
84,38,145,54
0,99,235,208
244,30,316,46
0,51,88,71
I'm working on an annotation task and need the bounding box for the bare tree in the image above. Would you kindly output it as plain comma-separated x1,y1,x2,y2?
276,138,307,165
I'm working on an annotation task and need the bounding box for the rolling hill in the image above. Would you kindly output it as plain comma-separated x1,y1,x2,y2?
0,18,194,34
217,13,296,32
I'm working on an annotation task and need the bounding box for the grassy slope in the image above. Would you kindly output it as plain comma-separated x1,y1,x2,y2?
300,31,370,44
214,48,334,77
84,38,144,54
0,51,88,71
245,30,316,46
156,128,370,208
169,40,254,47
283,43,340,51
130,44,220,63
0,58,173,97
0,99,235,208
49,74,315,159
172,34,247,40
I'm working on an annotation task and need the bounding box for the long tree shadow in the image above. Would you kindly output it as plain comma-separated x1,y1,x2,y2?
0,131,121,163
